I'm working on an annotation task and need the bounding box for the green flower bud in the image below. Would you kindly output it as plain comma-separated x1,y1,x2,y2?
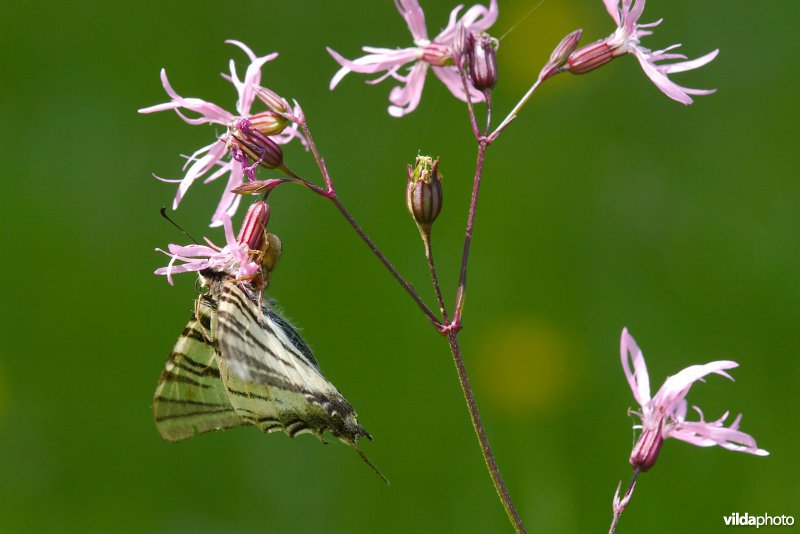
406,156,443,233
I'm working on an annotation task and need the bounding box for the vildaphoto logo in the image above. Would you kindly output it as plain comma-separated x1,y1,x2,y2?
723,513,795,527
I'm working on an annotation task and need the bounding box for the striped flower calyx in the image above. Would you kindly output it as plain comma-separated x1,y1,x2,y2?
406,156,443,236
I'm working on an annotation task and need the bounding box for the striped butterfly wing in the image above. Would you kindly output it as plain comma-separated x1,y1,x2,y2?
216,283,370,445
153,299,242,442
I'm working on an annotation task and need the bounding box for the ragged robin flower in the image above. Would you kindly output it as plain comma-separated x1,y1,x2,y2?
620,328,768,472
155,201,280,291
140,41,304,226
566,0,718,105
327,0,498,117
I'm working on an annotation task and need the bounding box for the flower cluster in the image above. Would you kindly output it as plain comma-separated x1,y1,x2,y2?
327,0,498,117
140,40,304,227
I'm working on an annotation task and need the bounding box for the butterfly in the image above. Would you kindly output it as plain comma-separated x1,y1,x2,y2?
153,269,385,480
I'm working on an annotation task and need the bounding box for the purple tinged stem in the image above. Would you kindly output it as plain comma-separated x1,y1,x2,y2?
330,195,442,327
447,333,527,534
483,91,493,137
447,81,527,532
452,140,486,327
459,63,482,141
292,113,442,329
609,470,640,534
490,77,542,143
285,92,526,532
422,232,449,322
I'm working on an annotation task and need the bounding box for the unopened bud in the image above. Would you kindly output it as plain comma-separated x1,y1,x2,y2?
226,117,284,170
566,38,620,75
237,201,271,254
249,110,289,137
467,33,498,91
629,424,665,472
236,201,282,291
539,29,583,81
255,87,289,113
231,178,285,196
406,156,443,233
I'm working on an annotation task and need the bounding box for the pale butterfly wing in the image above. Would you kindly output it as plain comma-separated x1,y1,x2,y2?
216,283,370,445
153,300,242,441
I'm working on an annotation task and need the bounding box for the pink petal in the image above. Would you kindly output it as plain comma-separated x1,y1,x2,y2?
671,420,769,456
141,69,233,124
173,140,228,209
431,65,485,103
225,40,279,116
625,0,646,31
653,360,738,410
620,328,651,405
634,51,695,105
327,47,421,89
444,0,498,41
660,49,719,75
395,0,428,41
210,165,244,228
388,61,429,117
603,0,622,26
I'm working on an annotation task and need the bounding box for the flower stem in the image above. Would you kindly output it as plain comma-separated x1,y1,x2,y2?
421,229,449,322
609,470,640,534
446,333,527,533
458,63,482,140
329,195,442,327
452,140,487,327
290,112,442,328
490,78,542,143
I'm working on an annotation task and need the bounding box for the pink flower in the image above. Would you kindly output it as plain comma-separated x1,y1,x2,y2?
327,0,498,117
140,40,303,226
567,0,718,105
620,328,768,471
155,214,259,286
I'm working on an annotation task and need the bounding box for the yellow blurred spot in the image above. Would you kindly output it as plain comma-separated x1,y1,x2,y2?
476,318,581,418
500,2,583,88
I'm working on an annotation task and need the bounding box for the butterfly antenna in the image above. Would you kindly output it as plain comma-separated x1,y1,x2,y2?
355,446,390,486
160,207,200,245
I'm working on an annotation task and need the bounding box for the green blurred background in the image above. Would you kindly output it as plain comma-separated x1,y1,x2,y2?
1,0,797,532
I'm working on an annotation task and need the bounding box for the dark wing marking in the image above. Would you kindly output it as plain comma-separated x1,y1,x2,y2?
216,283,370,445
153,314,242,442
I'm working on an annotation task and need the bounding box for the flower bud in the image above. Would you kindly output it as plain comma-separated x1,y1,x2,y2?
249,110,290,137
226,117,284,170
566,38,620,75
255,87,289,113
629,423,665,472
467,33,498,91
236,201,282,291
237,201,271,255
406,156,443,233
231,178,285,196
539,29,583,81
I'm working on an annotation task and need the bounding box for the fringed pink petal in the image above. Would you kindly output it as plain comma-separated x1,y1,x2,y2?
395,0,428,41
